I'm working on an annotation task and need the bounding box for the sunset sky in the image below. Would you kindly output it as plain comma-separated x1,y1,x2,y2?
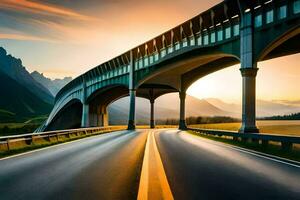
0,0,299,104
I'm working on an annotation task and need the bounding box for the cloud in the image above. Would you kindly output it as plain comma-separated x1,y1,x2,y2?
272,100,300,106
0,0,102,43
0,0,95,21
0,33,55,42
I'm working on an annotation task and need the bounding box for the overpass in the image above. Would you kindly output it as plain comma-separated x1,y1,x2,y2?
40,0,300,133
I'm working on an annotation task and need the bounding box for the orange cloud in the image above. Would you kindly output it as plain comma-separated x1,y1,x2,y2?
0,0,94,21
0,33,54,42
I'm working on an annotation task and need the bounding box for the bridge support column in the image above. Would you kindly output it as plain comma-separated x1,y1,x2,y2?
150,99,155,129
179,91,187,130
127,89,136,130
88,104,98,127
238,8,259,133
239,68,259,133
81,76,89,128
97,106,109,127
81,103,89,128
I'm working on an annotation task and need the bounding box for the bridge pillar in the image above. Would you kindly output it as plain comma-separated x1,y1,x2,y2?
150,99,155,129
81,103,89,128
128,50,136,130
179,91,187,130
81,77,90,128
239,68,259,133
127,89,136,130
239,10,259,133
88,104,98,127
99,106,109,127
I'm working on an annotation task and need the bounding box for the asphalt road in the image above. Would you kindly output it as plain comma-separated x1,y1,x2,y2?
0,130,147,200
155,129,300,200
1,129,300,200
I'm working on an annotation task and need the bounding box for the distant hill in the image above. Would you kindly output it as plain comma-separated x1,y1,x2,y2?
205,98,300,117
109,93,233,125
109,94,300,124
256,100,300,117
31,71,72,96
205,98,241,116
0,70,53,122
0,47,54,104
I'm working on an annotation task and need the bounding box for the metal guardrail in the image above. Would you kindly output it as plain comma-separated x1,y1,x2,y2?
0,126,126,152
188,128,300,151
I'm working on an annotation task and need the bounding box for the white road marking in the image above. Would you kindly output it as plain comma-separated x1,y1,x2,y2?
182,130,300,168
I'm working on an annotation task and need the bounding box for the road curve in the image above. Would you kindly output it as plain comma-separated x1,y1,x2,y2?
155,129,300,200
0,130,147,200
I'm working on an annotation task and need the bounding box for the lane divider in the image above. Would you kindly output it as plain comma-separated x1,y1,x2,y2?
138,131,174,200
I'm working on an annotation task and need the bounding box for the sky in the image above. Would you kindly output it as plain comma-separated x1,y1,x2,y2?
0,0,299,104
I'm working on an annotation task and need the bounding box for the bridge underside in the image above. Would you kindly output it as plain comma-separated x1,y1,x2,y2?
45,100,83,131
262,33,300,61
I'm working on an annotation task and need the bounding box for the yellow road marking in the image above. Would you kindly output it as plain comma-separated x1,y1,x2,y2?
138,131,174,200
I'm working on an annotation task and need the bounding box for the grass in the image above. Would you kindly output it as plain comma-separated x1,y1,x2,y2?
189,120,300,136
24,115,48,124
0,123,27,129
0,109,15,116
188,130,300,162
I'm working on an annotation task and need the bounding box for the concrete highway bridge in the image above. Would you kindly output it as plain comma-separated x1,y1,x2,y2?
40,0,300,133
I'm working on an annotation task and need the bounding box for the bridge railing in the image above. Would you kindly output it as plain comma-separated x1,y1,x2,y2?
188,127,300,151
0,126,126,153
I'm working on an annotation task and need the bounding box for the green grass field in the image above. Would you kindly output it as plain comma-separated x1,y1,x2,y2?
189,120,300,136
0,116,48,136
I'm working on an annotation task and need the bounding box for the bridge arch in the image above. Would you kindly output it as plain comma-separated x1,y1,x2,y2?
181,55,240,91
45,98,83,131
136,53,240,92
86,84,129,104
258,26,300,61
85,84,129,127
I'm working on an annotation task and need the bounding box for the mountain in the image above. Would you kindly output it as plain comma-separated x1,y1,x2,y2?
205,98,300,117
108,93,233,124
257,100,300,117
0,70,53,122
0,47,54,104
31,71,72,96
205,98,241,114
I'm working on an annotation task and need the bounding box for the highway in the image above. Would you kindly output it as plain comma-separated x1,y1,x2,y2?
0,130,147,200
0,129,300,200
155,129,300,200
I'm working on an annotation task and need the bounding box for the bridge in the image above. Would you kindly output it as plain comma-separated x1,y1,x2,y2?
40,0,300,133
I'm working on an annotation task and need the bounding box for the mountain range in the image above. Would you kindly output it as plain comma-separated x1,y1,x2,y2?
31,71,72,96
0,47,53,104
204,98,300,117
0,47,71,122
108,94,234,124
1,46,300,124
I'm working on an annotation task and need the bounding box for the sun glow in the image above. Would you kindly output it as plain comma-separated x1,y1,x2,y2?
187,65,242,103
